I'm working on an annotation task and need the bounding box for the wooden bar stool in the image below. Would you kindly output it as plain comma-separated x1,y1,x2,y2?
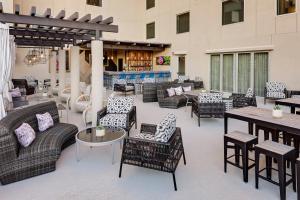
224,131,258,182
255,140,297,200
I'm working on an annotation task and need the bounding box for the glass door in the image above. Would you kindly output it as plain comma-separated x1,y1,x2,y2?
238,53,251,93
254,52,268,96
223,54,234,92
210,55,221,91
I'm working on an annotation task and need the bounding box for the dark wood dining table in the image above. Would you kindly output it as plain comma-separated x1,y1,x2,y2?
275,98,300,114
224,106,300,199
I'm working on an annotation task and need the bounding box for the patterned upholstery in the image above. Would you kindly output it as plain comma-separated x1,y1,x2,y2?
245,88,254,98
107,97,134,114
98,114,127,128
198,93,223,103
114,79,127,85
133,132,156,140
154,114,176,142
266,82,286,98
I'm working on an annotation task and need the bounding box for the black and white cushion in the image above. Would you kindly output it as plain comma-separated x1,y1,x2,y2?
107,97,134,114
154,113,176,143
98,114,127,128
266,81,286,98
198,93,223,103
133,133,156,141
245,88,254,98
174,86,183,95
114,79,127,85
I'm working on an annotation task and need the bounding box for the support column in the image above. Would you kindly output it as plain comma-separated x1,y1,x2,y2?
50,51,57,95
58,49,66,96
70,46,80,111
91,40,103,126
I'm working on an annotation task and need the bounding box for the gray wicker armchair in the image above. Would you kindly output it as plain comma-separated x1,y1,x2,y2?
97,97,137,136
191,93,225,126
0,101,78,185
119,123,186,191
264,81,287,104
231,88,257,108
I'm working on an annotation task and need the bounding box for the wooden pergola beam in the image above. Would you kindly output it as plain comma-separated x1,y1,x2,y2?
103,44,164,52
101,17,113,25
43,8,51,18
15,37,72,47
30,6,36,16
55,10,65,19
10,28,92,41
14,4,20,15
0,13,118,32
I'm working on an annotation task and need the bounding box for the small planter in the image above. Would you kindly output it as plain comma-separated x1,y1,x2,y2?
272,109,283,118
96,126,105,137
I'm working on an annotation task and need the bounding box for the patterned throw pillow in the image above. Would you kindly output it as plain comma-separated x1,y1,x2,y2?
174,86,183,95
198,93,223,103
166,88,175,97
183,86,192,92
107,97,134,114
245,88,254,98
14,123,36,147
10,87,22,97
36,112,54,132
154,113,176,143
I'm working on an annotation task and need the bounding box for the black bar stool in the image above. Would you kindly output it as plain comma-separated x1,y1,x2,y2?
224,131,258,182
255,140,297,200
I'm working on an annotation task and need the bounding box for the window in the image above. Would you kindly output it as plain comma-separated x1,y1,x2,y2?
210,52,269,96
210,55,221,91
87,0,102,7
177,12,190,34
222,0,244,25
146,22,155,39
277,0,296,15
146,0,155,10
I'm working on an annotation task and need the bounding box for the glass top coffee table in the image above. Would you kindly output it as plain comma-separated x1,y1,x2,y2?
76,127,126,164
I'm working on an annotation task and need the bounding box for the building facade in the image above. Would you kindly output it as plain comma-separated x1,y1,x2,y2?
5,0,300,94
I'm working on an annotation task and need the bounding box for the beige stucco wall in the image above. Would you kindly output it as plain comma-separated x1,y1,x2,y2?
2,0,13,13
144,0,300,90
11,0,300,90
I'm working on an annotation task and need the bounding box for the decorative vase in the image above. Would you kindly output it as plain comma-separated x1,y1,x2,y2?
96,127,105,137
272,109,283,118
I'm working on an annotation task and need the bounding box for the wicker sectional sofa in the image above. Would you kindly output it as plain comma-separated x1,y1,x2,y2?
157,83,194,109
0,101,78,185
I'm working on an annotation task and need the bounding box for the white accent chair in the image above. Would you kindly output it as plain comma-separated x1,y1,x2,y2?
74,85,92,113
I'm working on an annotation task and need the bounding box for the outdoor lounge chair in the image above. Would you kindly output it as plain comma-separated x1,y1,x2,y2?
264,81,287,104
97,96,137,135
231,88,257,108
119,114,186,191
191,92,225,126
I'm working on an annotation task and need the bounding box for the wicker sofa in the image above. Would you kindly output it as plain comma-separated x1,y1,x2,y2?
0,101,78,185
157,83,194,109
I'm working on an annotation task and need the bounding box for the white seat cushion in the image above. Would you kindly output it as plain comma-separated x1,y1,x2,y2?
75,101,90,112
98,114,127,128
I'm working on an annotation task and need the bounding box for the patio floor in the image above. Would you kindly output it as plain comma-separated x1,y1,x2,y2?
0,94,297,200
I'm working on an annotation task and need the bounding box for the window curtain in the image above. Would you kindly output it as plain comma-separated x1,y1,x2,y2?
210,55,220,91
0,23,12,119
223,54,234,92
4,36,16,103
238,53,251,93
254,53,268,96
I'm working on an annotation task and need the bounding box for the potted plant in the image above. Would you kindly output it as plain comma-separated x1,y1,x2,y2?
95,126,105,137
272,105,283,118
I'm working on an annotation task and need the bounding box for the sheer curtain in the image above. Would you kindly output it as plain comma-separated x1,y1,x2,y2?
210,55,220,91
4,36,16,103
254,53,268,96
238,53,251,93
223,54,234,92
0,23,12,119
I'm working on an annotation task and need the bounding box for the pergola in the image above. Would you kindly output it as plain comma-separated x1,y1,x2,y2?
0,3,119,125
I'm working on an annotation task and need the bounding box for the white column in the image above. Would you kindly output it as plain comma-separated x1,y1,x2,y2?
50,51,57,94
58,49,66,96
91,40,103,126
70,46,80,111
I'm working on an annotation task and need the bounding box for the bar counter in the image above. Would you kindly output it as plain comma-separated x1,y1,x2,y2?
104,71,171,89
